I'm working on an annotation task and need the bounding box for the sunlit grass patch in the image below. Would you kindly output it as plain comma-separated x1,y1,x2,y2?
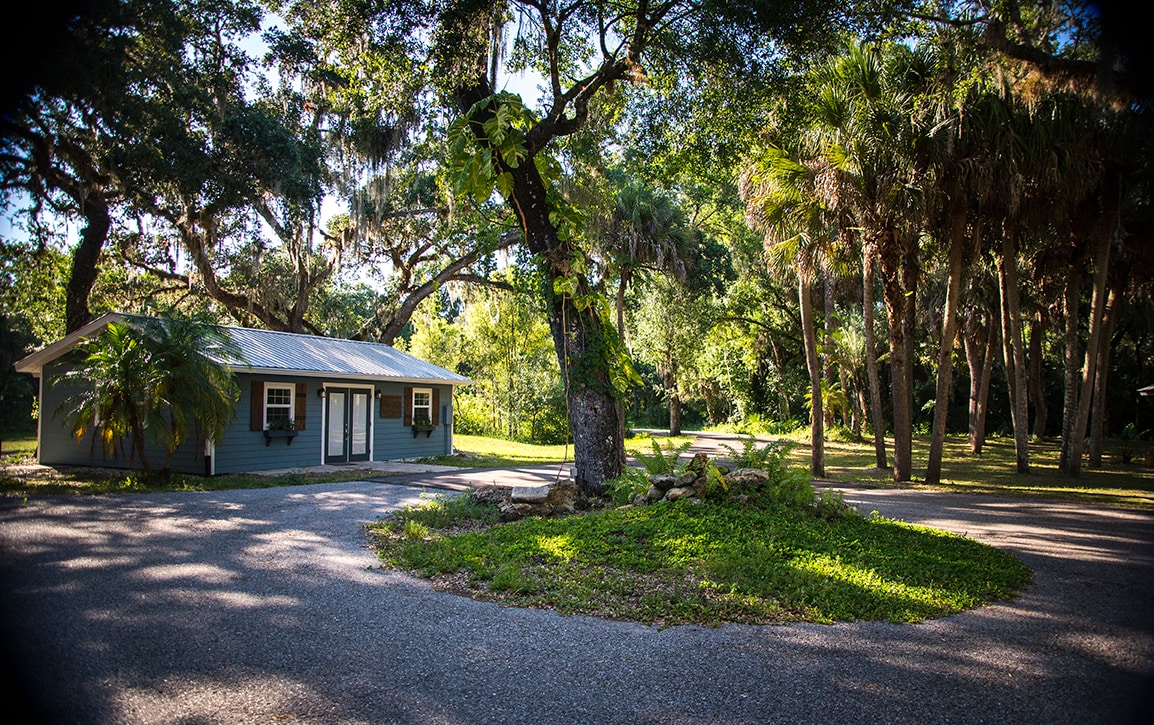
369,495,1031,627
417,433,695,469
785,433,1154,509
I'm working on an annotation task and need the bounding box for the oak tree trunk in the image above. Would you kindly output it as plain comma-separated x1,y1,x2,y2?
65,193,110,333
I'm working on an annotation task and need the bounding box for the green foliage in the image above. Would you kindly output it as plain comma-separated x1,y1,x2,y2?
54,315,240,474
370,494,1032,626
721,436,794,472
448,92,536,205
633,438,693,475
392,492,501,531
605,467,653,506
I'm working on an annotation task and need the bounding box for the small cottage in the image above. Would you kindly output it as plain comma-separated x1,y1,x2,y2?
13,312,471,475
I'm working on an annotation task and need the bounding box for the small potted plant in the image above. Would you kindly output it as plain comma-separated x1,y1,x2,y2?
411,414,436,438
264,418,297,445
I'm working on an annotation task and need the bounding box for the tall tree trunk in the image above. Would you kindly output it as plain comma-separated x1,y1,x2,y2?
1028,309,1048,439
823,274,837,429
878,230,912,482
927,216,965,484
454,78,623,495
998,230,1031,473
1058,259,1084,470
965,307,999,455
65,193,110,333
1069,174,1120,477
799,274,825,478
862,245,888,469
665,366,682,436
1088,285,1120,467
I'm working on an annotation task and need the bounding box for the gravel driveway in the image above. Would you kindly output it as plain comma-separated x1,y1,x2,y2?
2,466,1152,724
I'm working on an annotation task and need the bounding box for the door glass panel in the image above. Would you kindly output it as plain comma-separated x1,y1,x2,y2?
327,391,346,458
351,392,368,456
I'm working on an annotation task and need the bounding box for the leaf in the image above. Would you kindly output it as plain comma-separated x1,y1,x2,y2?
496,172,513,199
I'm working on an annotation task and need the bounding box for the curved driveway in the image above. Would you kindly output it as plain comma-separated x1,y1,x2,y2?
2,462,1153,724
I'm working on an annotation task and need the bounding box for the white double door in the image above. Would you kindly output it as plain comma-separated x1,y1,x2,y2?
325,387,371,463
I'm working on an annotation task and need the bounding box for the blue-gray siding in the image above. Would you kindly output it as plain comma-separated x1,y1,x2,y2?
37,366,454,475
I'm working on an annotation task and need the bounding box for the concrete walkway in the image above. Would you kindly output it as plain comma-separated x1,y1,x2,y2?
2,463,1152,724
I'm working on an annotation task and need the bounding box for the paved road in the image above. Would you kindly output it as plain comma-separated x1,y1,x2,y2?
2,463,1153,724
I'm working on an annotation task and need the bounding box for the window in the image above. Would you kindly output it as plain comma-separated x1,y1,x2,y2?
411,388,432,424
265,383,295,429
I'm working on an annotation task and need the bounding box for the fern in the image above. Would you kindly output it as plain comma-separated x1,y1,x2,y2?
720,436,793,472
632,438,693,475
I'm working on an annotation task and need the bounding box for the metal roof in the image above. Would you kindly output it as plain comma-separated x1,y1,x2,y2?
220,325,470,383
14,312,471,385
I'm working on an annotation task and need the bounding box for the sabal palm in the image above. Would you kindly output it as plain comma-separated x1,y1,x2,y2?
741,144,833,477
137,316,241,471
808,42,929,482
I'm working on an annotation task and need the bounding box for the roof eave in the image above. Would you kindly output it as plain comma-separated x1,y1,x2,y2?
231,365,473,386
12,312,124,377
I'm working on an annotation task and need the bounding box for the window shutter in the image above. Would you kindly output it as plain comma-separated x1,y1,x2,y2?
380,395,402,419
250,381,265,431
432,388,440,425
403,386,413,426
295,383,307,431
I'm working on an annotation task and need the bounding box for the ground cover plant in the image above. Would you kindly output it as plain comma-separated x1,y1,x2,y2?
370,463,1032,627
371,499,1030,626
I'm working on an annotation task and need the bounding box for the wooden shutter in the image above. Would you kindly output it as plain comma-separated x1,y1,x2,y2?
432,388,441,425
403,386,413,426
295,383,307,431
380,395,402,419
250,380,265,431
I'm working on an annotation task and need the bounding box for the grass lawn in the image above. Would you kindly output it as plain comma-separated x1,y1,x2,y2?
369,486,1032,627
783,432,1154,510
417,433,697,468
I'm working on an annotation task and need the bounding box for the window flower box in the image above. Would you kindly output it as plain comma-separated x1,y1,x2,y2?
411,416,436,438
264,420,297,446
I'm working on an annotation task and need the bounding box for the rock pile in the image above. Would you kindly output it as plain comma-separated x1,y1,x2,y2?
472,481,585,521
641,452,773,505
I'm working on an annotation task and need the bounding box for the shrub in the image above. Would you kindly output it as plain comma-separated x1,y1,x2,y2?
606,467,652,506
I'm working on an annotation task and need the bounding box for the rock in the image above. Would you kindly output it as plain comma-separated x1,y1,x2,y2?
647,484,664,501
498,501,535,521
665,485,696,501
543,483,580,513
650,474,679,491
631,493,649,506
471,486,509,505
511,485,550,503
675,472,698,488
685,452,709,471
727,468,771,492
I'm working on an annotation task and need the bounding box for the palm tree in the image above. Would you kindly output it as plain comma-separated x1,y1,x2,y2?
741,144,835,478
808,42,928,482
57,322,156,468
56,316,240,477
137,316,241,474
